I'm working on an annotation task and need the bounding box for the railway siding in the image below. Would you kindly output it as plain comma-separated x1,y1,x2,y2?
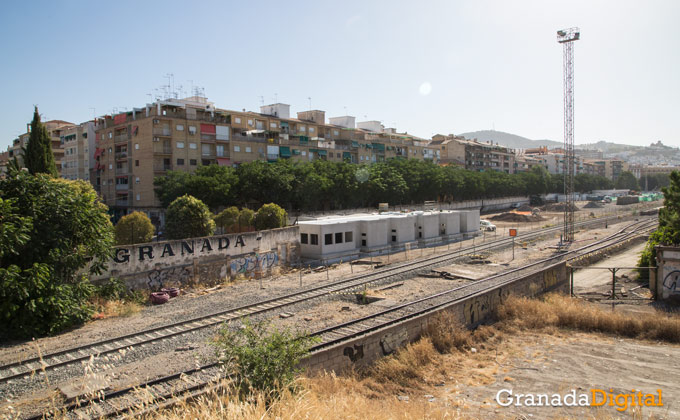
301,261,568,373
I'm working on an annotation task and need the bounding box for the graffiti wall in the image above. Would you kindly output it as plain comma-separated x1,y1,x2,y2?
90,227,299,290
656,246,680,301
300,261,568,373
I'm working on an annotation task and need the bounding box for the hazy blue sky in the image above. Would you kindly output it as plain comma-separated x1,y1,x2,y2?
1,0,678,150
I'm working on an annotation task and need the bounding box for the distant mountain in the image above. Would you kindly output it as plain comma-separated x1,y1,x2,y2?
457,130,562,150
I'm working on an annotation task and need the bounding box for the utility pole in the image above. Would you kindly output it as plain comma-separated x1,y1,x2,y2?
557,27,580,242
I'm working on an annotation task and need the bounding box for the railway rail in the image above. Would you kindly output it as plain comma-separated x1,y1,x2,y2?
21,217,656,420
0,213,648,387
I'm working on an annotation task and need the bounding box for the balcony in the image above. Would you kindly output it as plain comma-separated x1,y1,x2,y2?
115,199,129,207
116,168,129,175
154,163,172,172
114,134,128,143
153,128,172,136
153,146,172,155
115,184,129,191
115,151,128,160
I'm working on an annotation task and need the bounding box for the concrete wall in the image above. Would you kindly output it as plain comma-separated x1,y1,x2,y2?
416,213,440,239
92,226,299,289
439,212,460,236
389,215,416,243
458,209,480,233
301,261,568,373
360,218,388,249
656,246,680,302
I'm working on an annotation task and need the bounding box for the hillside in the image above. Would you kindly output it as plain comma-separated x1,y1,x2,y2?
458,130,562,149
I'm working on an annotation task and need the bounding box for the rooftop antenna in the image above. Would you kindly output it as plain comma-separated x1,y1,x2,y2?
89,107,96,120
308,97,312,110
259,95,264,107
165,73,175,98
343,106,348,115
188,80,193,97
274,93,278,103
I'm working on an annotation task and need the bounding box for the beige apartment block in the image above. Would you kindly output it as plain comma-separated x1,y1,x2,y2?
431,134,514,173
5,119,75,177
61,121,95,181
93,97,437,223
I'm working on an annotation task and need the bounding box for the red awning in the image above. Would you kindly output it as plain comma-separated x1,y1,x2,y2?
114,114,127,125
93,148,104,159
200,124,216,134
216,158,231,166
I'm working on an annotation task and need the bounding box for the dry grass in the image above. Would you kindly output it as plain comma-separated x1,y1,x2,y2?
496,294,680,343
90,298,142,319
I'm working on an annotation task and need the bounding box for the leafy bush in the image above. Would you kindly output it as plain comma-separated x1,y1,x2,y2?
254,203,288,230
214,206,240,232
238,208,255,231
165,195,215,239
115,211,155,245
0,172,114,338
214,319,318,396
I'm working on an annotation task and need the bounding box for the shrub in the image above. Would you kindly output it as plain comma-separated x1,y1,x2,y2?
0,172,113,338
238,208,255,231
254,203,288,230
214,319,318,396
215,206,240,232
115,211,155,245
165,195,215,240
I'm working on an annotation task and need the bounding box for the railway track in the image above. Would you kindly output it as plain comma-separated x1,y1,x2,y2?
21,218,656,420
0,213,648,387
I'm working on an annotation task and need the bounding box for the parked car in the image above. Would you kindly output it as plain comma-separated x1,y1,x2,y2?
480,220,496,232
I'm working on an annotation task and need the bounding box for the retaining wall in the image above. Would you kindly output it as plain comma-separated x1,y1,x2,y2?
300,262,568,373
91,226,300,290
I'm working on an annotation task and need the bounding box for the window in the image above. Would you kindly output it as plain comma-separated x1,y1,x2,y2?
135,160,139,166
334,130,339,136
136,194,140,201
245,146,252,153
235,117,241,124
234,145,241,152
108,147,112,153
301,151,306,156
216,145,224,157
392,236,397,242
258,147,263,153
255,120,264,130
188,125,197,134
176,141,185,149
135,177,140,184
345,231,353,242
309,127,315,133
301,233,308,244
176,124,184,131
177,158,185,165
108,132,112,139
325,233,333,245
190,159,197,165
247,119,253,126
108,164,112,169
135,143,139,150
202,159,211,165
337,153,341,158
270,122,277,129
310,234,319,245
189,142,197,149
335,232,343,244
299,126,306,133
202,144,212,156
362,239,367,246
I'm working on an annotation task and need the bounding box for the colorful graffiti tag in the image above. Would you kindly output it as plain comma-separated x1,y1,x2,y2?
229,251,279,275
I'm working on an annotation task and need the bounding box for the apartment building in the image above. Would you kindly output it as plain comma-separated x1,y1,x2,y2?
431,134,515,173
5,119,74,177
630,164,680,179
94,97,439,222
582,159,629,180
61,121,95,181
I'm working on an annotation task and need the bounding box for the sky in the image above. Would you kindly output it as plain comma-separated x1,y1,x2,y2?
1,0,678,151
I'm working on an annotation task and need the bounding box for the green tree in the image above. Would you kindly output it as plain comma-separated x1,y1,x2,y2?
639,171,680,279
165,195,215,239
237,208,255,232
213,319,318,396
254,203,288,230
615,171,640,190
23,107,58,177
0,172,114,337
115,211,155,245
215,206,240,232
154,164,237,210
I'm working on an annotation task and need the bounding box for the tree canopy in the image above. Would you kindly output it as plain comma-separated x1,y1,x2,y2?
0,172,114,337
115,211,155,245
254,203,288,230
154,160,616,212
165,195,216,239
615,171,640,190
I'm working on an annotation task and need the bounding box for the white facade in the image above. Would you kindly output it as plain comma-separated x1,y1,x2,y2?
357,120,383,132
260,103,291,119
298,210,479,259
328,116,356,129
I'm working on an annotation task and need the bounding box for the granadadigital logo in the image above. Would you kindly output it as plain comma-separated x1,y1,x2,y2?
495,388,663,412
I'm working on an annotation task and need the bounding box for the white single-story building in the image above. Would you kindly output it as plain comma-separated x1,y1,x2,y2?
298,209,480,260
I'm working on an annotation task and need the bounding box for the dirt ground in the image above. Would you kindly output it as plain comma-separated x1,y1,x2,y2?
413,328,680,419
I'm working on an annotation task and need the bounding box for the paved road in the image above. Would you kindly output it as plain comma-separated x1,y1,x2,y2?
572,241,647,294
